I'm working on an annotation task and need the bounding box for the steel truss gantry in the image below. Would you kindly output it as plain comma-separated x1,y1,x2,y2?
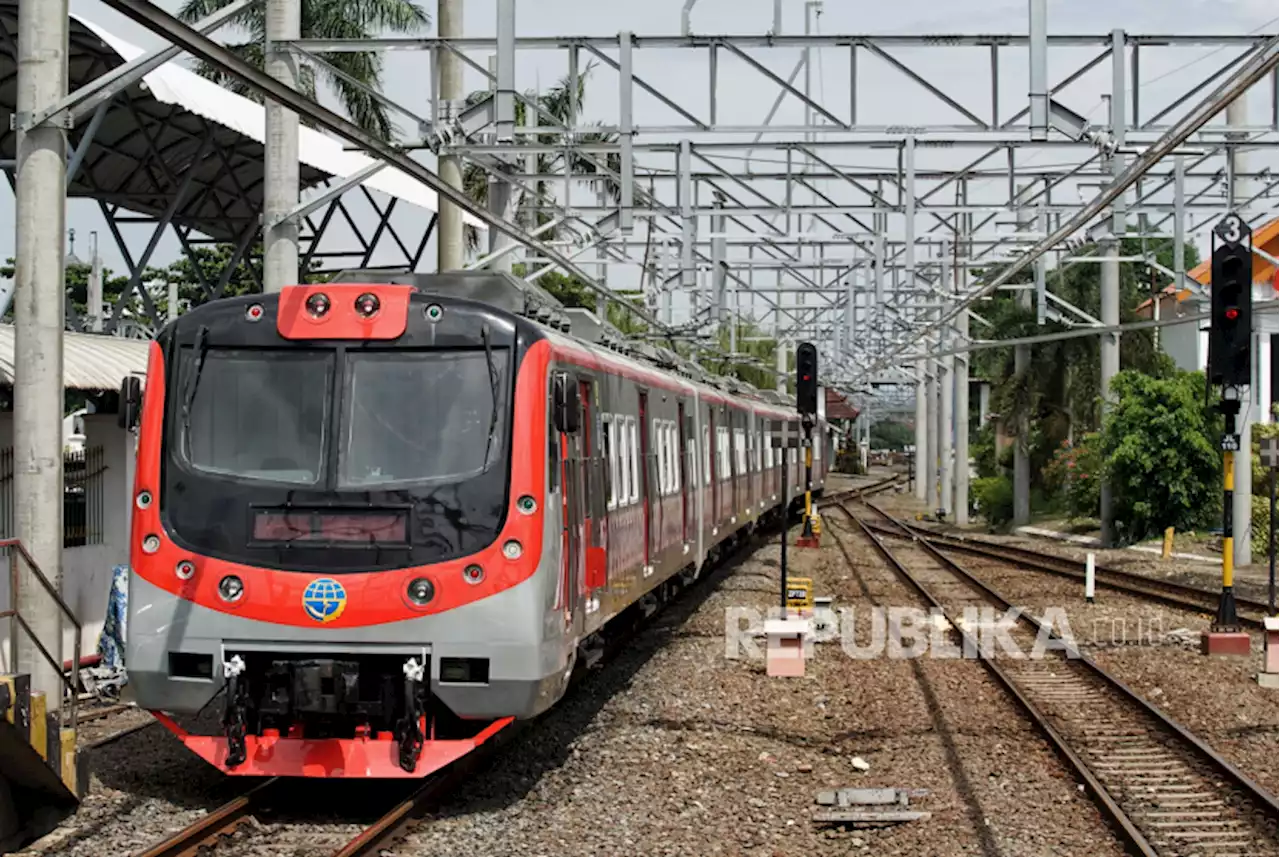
33,0,1280,525
219,3,1278,389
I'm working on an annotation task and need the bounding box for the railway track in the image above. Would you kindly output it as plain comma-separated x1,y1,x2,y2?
863,519,1271,629
127,515,786,857
132,779,283,857
817,472,906,508
833,500,1279,857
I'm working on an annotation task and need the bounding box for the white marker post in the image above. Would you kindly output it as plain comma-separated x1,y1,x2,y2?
1085,553,1096,604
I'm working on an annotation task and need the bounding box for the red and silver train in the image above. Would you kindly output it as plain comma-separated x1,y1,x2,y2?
122,271,832,777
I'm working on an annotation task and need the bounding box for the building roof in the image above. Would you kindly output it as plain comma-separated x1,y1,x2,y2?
1137,216,1278,314
0,325,149,391
0,2,486,243
825,387,860,420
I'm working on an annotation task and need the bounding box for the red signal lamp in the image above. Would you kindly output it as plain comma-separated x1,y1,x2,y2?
1225,308,1239,321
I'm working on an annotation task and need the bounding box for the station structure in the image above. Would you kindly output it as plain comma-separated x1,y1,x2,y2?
2,0,1278,714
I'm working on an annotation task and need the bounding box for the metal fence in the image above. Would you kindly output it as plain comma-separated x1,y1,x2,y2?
0,446,106,548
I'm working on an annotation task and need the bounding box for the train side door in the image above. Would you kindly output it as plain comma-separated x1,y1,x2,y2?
638,391,652,569
555,373,584,632
708,408,717,528
678,402,689,545
579,379,607,594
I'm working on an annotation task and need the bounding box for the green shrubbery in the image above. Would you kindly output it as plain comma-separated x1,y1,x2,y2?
972,476,1014,529
1042,433,1103,521
1101,371,1221,544
973,368,1240,547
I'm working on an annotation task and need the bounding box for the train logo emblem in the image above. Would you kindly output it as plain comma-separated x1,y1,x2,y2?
302,578,347,623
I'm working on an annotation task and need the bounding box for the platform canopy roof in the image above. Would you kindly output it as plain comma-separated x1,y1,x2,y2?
0,1,485,244
0,324,148,391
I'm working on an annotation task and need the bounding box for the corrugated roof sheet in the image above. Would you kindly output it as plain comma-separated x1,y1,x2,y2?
0,325,149,391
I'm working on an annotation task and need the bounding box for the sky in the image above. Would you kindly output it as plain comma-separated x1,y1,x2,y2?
1,0,1277,318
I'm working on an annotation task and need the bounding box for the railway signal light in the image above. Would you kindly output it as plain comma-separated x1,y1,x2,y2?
1208,215,1253,388
796,342,818,416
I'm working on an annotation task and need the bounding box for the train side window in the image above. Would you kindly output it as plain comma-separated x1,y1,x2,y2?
604,415,617,510
670,423,678,494
547,386,559,494
702,425,711,486
627,417,640,504
654,418,666,496
670,422,680,496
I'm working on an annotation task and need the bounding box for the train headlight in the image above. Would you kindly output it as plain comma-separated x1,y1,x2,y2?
306,292,331,318
175,560,196,580
354,293,381,318
218,575,245,603
141,534,161,554
502,540,523,560
462,564,485,585
516,495,537,515
406,577,435,605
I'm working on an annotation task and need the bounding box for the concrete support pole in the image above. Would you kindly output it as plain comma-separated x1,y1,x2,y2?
939,242,954,517
914,362,928,500
88,236,103,333
1228,95,1253,566
1027,0,1048,141
1013,184,1034,526
263,0,300,292
711,194,727,332
926,364,939,511
776,338,787,395
1099,28,1126,547
939,345,953,516
487,6,516,273
954,308,971,524
436,0,465,271
13,0,69,709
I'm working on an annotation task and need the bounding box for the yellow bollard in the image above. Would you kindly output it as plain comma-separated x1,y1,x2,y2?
1162,527,1174,560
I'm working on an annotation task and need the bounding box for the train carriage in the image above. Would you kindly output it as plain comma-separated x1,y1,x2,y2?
122,271,827,778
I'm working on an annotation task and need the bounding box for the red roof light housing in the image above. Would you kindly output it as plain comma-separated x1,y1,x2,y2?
277,283,413,340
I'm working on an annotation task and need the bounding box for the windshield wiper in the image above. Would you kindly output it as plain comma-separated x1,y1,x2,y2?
481,324,500,468
179,325,210,460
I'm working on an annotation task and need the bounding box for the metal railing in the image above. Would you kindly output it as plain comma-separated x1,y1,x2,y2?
1,538,81,730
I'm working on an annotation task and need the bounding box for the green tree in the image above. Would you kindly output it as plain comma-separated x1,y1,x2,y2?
177,0,430,139
1101,369,1221,544
1,242,305,329
972,234,1195,508
869,420,914,451
461,64,621,250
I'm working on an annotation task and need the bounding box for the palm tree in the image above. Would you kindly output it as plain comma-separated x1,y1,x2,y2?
177,0,430,140
462,63,621,250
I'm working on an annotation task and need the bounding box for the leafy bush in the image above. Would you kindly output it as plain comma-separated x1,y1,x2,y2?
1043,433,1103,520
972,423,997,478
1251,494,1275,559
973,476,1014,529
1101,370,1220,545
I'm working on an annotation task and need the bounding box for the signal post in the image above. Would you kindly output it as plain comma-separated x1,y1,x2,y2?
796,343,821,548
1203,213,1254,658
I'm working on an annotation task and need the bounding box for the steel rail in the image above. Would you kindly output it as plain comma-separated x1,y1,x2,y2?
866,520,1271,628
853,500,1280,823
132,779,282,857
827,504,1159,856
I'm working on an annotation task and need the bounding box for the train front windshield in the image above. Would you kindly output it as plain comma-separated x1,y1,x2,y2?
167,343,515,570
181,348,510,488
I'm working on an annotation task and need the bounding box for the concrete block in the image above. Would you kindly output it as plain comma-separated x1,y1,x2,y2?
1200,631,1252,657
